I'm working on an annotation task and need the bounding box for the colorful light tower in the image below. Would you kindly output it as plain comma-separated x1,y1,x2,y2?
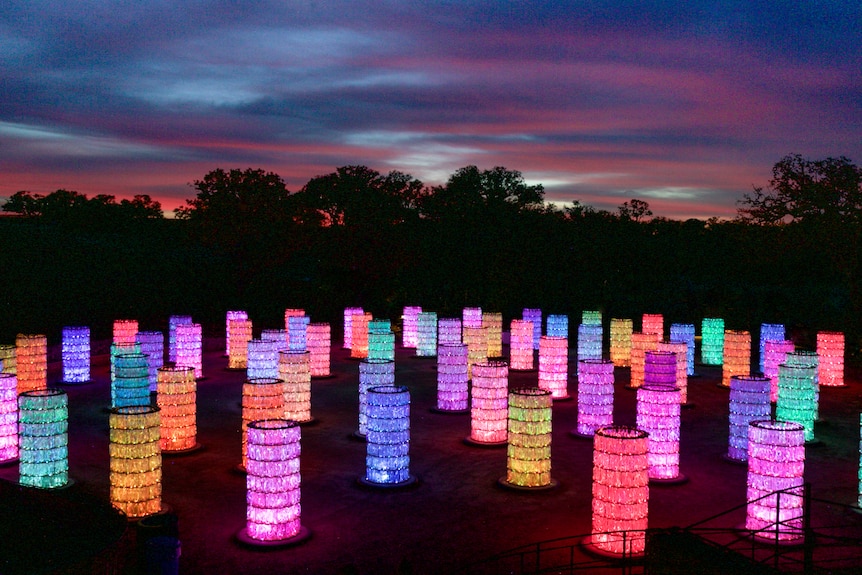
726,375,771,463
167,315,191,363
401,306,422,348
538,335,569,400
669,324,696,376
500,387,555,489
609,318,633,368
136,331,164,392
776,362,818,443
437,317,462,346
522,308,542,349
112,352,150,409
655,341,688,404
228,318,253,370
109,405,162,519
722,330,751,388
18,388,69,489
641,313,663,339
61,326,91,384
241,378,285,470
466,361,509,446
629,332,659,389
636,384,683,482
225,311,248,356
247,339,279,380
764,339,795,402
357,359,395,438
238,419,309,546
16,334,47,395
482,312,503,358
759,324,785,373
574,359,615,437
435,343,469,413
361,385,416,487
343,307,364,349
745,420,805,542
307,323,331,378
509,319,534,371
416,312,438,358
280,351,313,424
816,331,844,387
175,322,203,379
701,318,725,365
587,426,649,557
157,365,198,453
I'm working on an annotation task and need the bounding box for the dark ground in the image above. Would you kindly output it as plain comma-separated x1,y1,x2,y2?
1,338,861,575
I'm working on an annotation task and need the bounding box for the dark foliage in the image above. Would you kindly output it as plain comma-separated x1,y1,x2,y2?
2,159,859,360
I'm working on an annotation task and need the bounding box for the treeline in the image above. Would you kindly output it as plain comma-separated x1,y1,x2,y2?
2,159,859,359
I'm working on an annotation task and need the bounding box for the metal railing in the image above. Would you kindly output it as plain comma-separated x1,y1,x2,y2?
461,483,862,574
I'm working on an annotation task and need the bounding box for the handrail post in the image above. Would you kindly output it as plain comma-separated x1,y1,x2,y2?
803,482,813,574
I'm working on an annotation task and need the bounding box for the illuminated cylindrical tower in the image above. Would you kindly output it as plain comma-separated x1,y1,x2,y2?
362,385,415,486
175,322,203,379
367,319,394,362
113,352,150,409
437,318,462,346
589,426,649,556
16,334,47,395
241,378,285,469
629,332,659,389
722,330,751,388
343,307,364,349
136,331,164,392
759,323,785,373
727,375,771,463
0,344,16,374
501,387,554,489
157,365,197,453
522,308,542,350
764,339,795,402
247,339,279,380
463,326,488,380
61,326,91,384
575,359,614,437
816,331,844,387
240,419,308,545
416,312,438,358
538,335,569,400
167,315,191,363
644,350,678,390
225,311,248,356
467,361,509,445
786,351,820,421
509,319,534,371
228,318,253,370
775,362,818,442
641,313,663,339
307,323,331,378
577,323,603,363
636,384,682,481
745,420,805,542
261,329,289,354
109,405,161,519
482,312,503,359
350,312,372,360
0,373,17,463
656,341,688,404
609,318,633,368
546,314,569,338
669,323,696,376
280,351,312,424
582,310,602,326
288,315,310,353
462,306,483,329
358,359,395,437
19,388,68,489
284,309,305,350
110,342,140,387
435,343,468,412
402,306,422,348
113,319,139,346
701,318,725,365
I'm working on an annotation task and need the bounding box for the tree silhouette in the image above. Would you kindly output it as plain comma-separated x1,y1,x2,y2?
738,154,862,225
617,198,653,222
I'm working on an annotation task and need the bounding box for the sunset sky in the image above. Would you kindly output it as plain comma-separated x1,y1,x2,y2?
2,1,860,219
